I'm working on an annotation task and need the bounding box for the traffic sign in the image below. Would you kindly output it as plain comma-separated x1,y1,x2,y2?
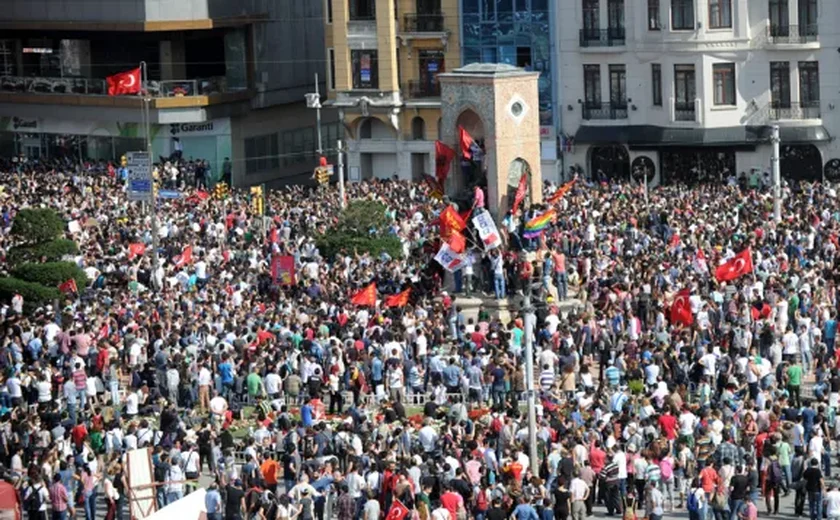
157,189,182,199
126,151,152,202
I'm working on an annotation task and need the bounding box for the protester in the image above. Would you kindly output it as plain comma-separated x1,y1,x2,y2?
0,155,836,520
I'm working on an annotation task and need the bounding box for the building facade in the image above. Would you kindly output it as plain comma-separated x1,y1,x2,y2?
0,0,332,187
325,0,459,182
558,0,839,185
460,0,561,182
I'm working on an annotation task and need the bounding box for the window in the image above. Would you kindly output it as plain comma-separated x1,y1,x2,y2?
671,0,694,30
351,50,378,89
609,65,626,106
652,64,662,106
712,63,735,105
244,134,279,175
583,65,601,106
770,61,790,107
327,49,335,90
674,64,696,106
799,0,818,35
648,0,661,29
608,0,625,30
583,0,600,34
281,127,316,167
799,61,819,104
708,0,731,28
769,0,789,32
349,0,375,20
326,0,333,23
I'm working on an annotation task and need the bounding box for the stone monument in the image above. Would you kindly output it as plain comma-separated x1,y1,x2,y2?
438,63,543,219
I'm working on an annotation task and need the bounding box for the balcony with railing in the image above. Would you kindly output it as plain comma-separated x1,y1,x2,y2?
766,24,818,44
770,101,820,120
403,13,445,33
405,80,441,99
582,102,628,120
0,74,250,108
579,27,626,48
673,100,697,122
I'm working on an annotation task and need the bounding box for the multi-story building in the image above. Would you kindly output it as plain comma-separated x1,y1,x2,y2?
558,0,839,185
460,0,561,182
0,0,333,187
325,0,459,181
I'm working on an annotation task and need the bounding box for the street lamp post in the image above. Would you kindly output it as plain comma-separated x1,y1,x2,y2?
140,61,160,290
522,287,539,475
770,125,781,222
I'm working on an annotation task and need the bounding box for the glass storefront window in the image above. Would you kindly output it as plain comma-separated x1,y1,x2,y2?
462,0,554,126
87,136,113,161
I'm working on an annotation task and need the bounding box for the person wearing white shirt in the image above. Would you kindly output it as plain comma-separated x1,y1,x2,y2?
125,392,139,417
264,371,282,399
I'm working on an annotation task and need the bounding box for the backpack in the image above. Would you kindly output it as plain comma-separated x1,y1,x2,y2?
154,463,168,483
25,485,42,512
686,490,700,513
474,489,488,512
768,460,783,486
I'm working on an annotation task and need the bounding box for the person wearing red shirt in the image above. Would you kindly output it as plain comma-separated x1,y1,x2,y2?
71,419,88,450
659,407,678,441
439,483,464,520
699,464,720,495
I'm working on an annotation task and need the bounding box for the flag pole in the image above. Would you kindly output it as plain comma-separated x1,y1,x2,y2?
140,61,161,290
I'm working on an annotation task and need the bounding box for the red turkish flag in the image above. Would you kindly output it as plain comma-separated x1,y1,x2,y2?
459,126,475,160
106,68,142,96
385,288,412,308
350,283,377,307
512,173,529,215
174,245,193,268
128,243,146,260
386,500,410,520
670,289,693,327
435,141,456,185
58,279,78,294
714,248,754,282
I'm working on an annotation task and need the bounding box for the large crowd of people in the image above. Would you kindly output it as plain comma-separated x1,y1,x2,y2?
0,154,837,520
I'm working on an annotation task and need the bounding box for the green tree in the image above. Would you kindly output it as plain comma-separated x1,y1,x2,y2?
316,200,402,259
10,208,65,245
0,208,83,311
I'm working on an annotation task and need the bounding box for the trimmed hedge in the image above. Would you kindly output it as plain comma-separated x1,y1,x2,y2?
10,208,65,244
315,233,403,260
11,261,87,290
0,277,60,310
6,239,79,266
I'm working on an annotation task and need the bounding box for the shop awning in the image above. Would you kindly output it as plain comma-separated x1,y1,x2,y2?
574,124,831,148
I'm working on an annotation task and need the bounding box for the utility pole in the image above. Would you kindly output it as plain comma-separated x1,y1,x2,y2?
140,61,160,290
522,288,539,475
337,139,346,209
306,74,324,156
771,124,781,222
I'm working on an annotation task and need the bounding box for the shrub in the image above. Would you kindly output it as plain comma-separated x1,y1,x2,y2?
0,277,60,310
12,261,88,290
335,200,390,235
315,233,403,260
10,208,65,244
6,239,79,266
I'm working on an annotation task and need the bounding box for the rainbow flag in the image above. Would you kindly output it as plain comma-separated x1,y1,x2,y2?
523,209,556,238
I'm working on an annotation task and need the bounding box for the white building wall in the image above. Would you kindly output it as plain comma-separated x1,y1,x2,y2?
557,0,840,181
